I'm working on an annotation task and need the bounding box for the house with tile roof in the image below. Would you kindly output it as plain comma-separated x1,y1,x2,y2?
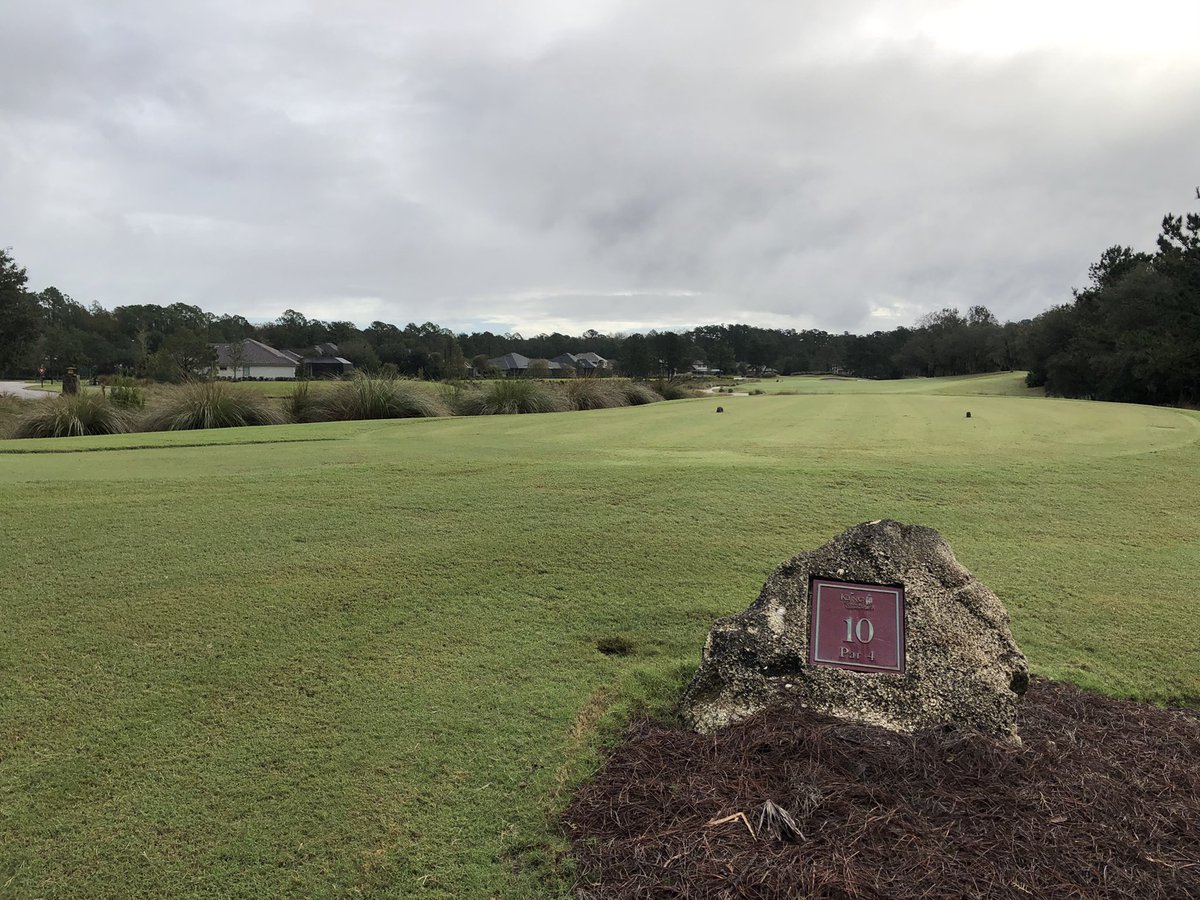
550,352,610,373
486,352,564,376
486,352,531,375
213,339,300,380
484,350,611,377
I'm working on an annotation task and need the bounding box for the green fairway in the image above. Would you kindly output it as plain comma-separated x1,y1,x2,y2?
2,379,1199,897
745,370,1046,397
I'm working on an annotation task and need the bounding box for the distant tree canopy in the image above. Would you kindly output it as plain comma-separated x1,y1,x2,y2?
1025,211,1200,405
2,199,1195,405
0,248,40,375
0,247,1036,384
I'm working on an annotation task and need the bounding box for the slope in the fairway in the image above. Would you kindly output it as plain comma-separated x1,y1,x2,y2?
1,381,1198,897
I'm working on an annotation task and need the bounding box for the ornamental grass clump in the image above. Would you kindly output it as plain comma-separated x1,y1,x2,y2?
142,381,288,431
12,393,132,438
282,380,329,423
321,374,449,421
650,379,698,401
454,378,567,415
565,379,629,411
620,382,664,406
439,380,471,410
0,393,32,437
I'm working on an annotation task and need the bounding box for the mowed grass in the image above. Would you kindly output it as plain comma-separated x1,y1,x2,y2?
747,370,1045,397
2,380,1199,897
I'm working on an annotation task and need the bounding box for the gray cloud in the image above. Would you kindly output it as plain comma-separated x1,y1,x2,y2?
2,0,1197,335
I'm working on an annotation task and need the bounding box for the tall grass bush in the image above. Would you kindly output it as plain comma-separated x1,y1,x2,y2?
454,379,568,415
620,383,665,406
0,393,32,437
564,379,629,411
650,379,698,401
439,380,479,415
283,380,328,423
321,374,449,420
11,393,132,438
142,381,288,431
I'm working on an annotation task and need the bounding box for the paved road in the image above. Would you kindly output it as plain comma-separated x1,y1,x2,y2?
0,381,54,399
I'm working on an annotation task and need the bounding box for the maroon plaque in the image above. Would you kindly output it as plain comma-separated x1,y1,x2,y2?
808,577,905,674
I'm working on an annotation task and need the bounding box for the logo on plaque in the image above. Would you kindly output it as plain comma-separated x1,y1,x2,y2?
808,577,905,674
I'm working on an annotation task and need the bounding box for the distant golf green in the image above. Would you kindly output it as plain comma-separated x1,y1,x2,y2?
2,373,1198,897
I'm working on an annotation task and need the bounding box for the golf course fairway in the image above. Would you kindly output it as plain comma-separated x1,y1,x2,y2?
2,372,1198,897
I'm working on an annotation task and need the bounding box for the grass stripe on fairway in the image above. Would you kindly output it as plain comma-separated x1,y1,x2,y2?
1,378,1199,896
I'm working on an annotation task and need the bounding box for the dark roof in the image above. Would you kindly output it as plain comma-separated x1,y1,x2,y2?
549,350,607,368
287,342,342,358
487,352,531,370
213,339,300,368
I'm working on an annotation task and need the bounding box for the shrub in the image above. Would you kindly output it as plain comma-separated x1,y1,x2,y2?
142,381,288,431
283,380,328,423
439,380,475,411
108,375,146,410
0,393,34,438
321,374,449,421
454,378,567,415
650,379,698,401
749,388,765,395
11,393,132,438
565,379,628,411
620,382,665,406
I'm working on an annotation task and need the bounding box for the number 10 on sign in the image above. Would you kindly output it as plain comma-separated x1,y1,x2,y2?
808,577,905,674
845,616,875,643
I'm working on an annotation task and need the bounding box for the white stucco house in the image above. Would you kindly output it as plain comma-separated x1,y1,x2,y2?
213,339,300,380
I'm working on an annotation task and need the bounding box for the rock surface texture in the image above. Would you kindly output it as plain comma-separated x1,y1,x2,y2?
680,520,1029,742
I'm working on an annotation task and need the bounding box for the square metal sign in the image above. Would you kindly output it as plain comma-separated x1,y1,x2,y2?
808,577,905,674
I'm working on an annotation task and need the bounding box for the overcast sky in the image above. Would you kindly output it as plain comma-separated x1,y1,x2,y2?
2,1,1197,336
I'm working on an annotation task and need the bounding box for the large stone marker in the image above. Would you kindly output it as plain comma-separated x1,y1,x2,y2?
680,520,1029,742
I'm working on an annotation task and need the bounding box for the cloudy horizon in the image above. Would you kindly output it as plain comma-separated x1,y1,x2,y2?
2,0,1197,336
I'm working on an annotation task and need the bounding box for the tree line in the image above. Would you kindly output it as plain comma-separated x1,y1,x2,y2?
1,202,1196,403
1023,211,1200,405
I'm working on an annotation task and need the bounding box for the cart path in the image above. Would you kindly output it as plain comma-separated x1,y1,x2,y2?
0,381,54,399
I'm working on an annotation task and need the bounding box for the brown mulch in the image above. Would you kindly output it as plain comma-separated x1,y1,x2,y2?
563,679,1200,899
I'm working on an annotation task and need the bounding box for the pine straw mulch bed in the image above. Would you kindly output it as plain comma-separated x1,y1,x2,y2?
563,679,1200,899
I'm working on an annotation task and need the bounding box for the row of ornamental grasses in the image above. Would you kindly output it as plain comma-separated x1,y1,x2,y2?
2,375,686,438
